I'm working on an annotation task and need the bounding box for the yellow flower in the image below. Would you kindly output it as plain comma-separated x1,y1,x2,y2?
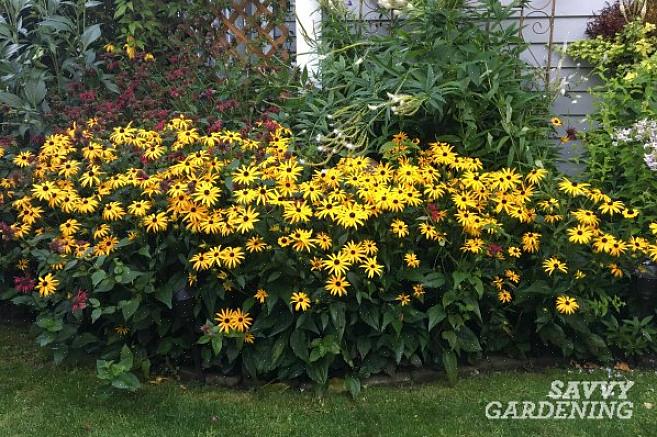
190,252,213,271
609,263,623,278
219,246,245,269
498,290,512,303
598,200,624,216
396,292,411,306
404,252,420,268
325,275,349,297
555,296,579,315
521,232,541,253
144,52,155,62
508,247,521,258
558,178,589,197
592,234,616,254
567,225,594,245
60,219,81,236
504,269,520,284
412,284,426,299
254,289,268,303
13,151,33,167
246,236,268,253
360,257,383,278
114,326,129,336
215,309,234,333
283,201,313,224
231,309,253,332
291,291,311,311
542,257,567,276
102,201,125,221
571,209,599,227
461,238,485,254
322,253,351,276
622,208,639,219
103,43,116,53
390,219,409,238
124,44,136,60
95,235,119,256
143,212,168,233
36,273,59,297
550,117,562,127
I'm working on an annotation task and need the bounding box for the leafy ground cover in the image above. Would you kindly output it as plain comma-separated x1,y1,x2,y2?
1,324,656,437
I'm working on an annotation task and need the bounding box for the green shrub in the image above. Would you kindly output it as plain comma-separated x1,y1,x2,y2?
0,117,655,391
276,0,554,168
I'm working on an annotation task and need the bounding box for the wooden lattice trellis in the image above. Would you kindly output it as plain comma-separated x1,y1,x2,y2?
213,0,291,65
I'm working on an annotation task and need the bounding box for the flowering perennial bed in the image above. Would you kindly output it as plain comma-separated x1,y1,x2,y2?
0,118,654,390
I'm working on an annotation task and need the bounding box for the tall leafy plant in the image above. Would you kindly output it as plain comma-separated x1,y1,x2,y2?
0,0,112,141
275,0,553,168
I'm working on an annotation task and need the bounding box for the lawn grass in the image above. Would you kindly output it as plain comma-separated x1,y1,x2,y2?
1,323,656,437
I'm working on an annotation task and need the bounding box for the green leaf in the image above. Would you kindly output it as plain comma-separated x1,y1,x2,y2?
290,329,309,361
23,80,46,106
442,350,458,385
344,375,361,398
91,308,102,323
427,305,446,331
211,336,223,355
120,297,141,321
452,271,469,289
329,302,346,341
91,270,107,287
80,24,101,51
0,91,24,108
119,345,134,369
95,278,115,293
111,372,141,391
423,272,445,288
155,285,174,309
457,326,481,353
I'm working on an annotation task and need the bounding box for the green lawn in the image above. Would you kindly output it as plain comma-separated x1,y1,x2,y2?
1,324,656,437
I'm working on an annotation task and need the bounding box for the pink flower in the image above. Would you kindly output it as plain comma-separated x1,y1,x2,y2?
14,275,35,293
71,290,88,313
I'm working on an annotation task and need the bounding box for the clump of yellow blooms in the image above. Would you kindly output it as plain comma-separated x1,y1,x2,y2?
3,116,657,339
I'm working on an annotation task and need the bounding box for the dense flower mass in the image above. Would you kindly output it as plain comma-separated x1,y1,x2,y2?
1,118,654,387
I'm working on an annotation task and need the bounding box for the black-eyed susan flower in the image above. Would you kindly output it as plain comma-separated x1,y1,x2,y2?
542,257,568,276
550,117,563,127
521,232,541,253
215,309,234,333
36,273,59,297
555,295,579,315
254,289,268,304
291,291,311,311
219,246,245,269
390,219,409,238
360,257,383,278
567,225,594,245
404,252,420,268
325,275,349,297
231,309,253,332
498,290,512,303
558,178,590,197
322,253,350,276
94,235,119,256
143,212,168,233
396,292,411,306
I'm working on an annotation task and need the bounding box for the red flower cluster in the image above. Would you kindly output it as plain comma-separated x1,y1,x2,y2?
71,290,89,313
14,276,35,294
